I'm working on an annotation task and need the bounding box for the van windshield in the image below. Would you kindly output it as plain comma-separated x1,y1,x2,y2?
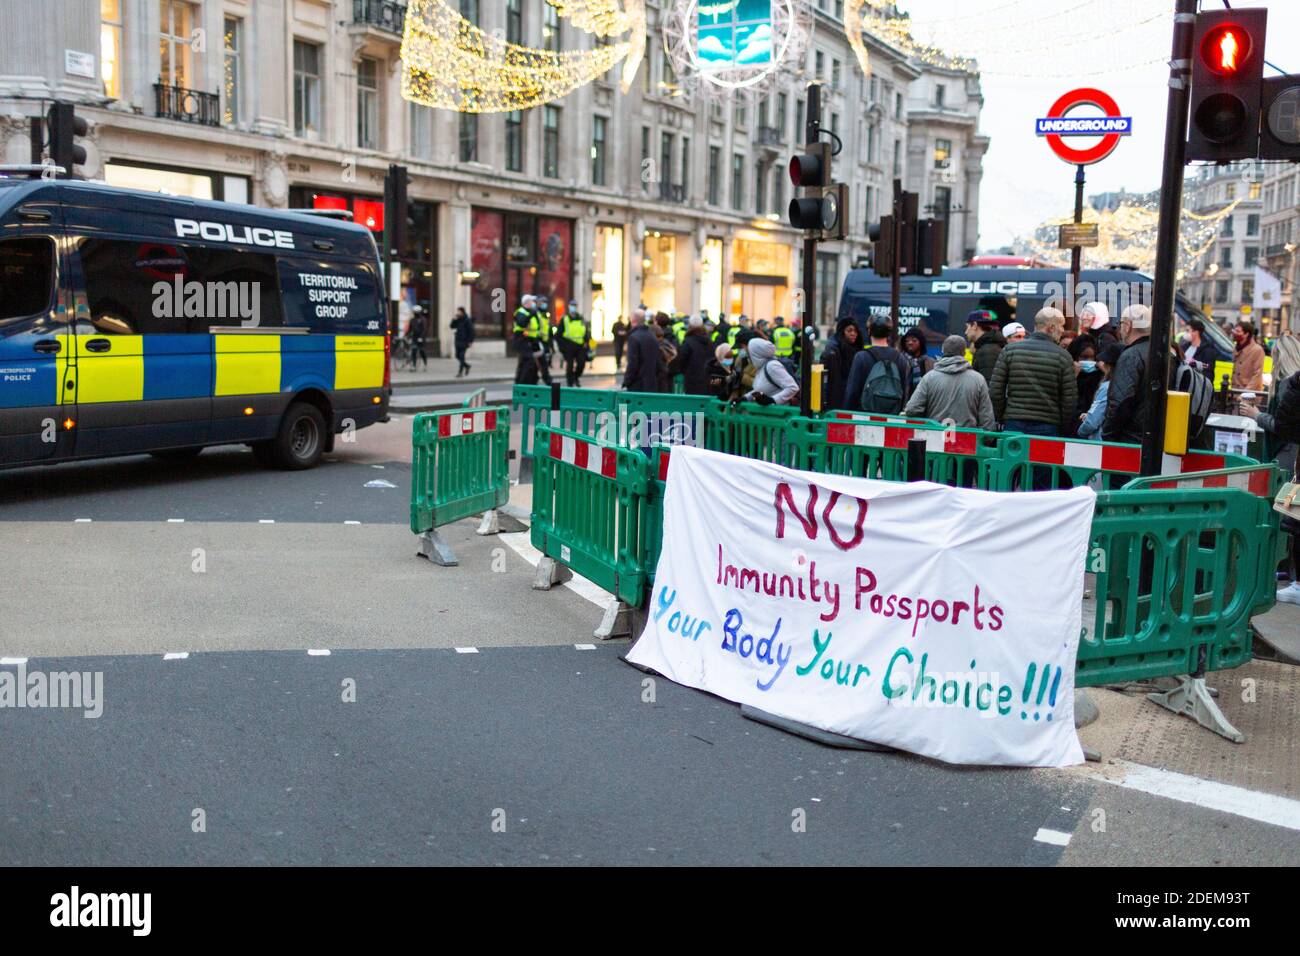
0,237,54,325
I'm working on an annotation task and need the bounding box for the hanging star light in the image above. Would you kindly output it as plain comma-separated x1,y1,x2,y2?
545,0,647,92
400,0,639,113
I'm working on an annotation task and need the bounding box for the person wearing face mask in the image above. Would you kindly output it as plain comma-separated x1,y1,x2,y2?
1077,343,1123,440
707,343,734,398
1073,341,1103,434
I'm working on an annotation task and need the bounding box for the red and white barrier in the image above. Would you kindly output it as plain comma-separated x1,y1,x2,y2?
1148,467,1274,497
1022,437,1235,478
826,421,980,457
437,409,498,437
548,432,617,479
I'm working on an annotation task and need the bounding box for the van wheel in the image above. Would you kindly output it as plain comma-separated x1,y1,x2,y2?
261,402,327,470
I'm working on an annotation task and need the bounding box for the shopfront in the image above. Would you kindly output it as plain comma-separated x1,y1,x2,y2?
289,186,438,346
700,237,724,319
641,230,692,317
470,208,574,339
729,235,793,321
591,224,625,342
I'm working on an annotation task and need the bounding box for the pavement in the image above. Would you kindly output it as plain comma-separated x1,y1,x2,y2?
3,411,1300,865
388,354,622,413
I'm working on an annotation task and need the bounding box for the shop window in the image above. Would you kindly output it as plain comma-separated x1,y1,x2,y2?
101,0,123,99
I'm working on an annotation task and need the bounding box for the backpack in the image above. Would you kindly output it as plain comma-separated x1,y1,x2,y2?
860,350,905,413
1172,362,1212,438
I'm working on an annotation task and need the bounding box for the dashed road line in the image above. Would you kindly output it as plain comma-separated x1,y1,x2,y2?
0,657,29,665
163,652,189,661
574,644,596,650
166,518,185,524
1033,828,1072,847
74,518,91,523
258,519,275,524
307,649,331,657
454,647,479,654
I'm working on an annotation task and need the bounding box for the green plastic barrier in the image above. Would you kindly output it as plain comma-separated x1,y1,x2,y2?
990,432,1257,492
531,423,655,607
789,415,1003,489
512,385,618,461
1077,486,1279,687
410,405,511,534
702,401,805,467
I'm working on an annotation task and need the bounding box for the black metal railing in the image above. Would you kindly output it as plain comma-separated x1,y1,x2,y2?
756,125,783,147
658,182,685,203
353,0,407,33
153,83,220,127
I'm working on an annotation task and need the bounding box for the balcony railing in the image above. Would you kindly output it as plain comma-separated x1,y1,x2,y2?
659,182,686,203
756,125,783,147
153,83,220,127
353,0,407,34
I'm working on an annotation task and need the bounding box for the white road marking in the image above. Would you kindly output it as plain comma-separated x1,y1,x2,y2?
0,657,29,665
1034,828,1072,847
74,518,91,523
307,649,331,656
454,647,479,654
259,519,275,524
574,643,596,650
343,520,361,525
498,532,613,609
167,518,185,523
163,652,189,661
1090,760,1300,833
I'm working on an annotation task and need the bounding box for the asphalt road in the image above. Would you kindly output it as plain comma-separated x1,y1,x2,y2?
2,416,1298,865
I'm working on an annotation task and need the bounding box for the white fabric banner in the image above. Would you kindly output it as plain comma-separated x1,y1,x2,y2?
626,446,1096,767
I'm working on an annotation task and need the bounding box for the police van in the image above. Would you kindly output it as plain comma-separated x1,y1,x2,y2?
837,266,1235,358
0,176,389,471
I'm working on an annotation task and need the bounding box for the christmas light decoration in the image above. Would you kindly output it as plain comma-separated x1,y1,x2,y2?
661,0,810,100
545,0,647,92
400,0,640,113
1009,198,1244,276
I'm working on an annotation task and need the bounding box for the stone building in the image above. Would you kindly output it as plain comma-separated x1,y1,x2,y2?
0,0,988,353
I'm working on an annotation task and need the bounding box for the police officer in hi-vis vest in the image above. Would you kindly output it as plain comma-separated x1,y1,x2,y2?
559,305,592,387
512,294,552,385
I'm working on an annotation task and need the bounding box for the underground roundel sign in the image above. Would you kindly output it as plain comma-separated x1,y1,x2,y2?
1035,88,1132,165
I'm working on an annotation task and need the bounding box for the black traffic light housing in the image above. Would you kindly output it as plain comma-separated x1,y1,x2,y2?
868,189,946,278
1260,74,1300,161
1187,8,1267,162
45,102,88,179
788,141,847,240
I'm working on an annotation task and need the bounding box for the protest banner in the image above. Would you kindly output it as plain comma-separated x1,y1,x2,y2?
626,446,1096,767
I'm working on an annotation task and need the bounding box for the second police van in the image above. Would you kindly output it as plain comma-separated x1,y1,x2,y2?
837,265,1237,361
0,176,390,471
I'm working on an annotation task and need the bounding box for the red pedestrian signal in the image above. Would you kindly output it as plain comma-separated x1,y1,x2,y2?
1202,24,1248,75
1187,9,1266,162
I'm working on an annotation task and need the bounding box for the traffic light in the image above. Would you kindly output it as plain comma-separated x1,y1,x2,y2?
1187,8,1267,162
1260,74,1300,161
868,217,894,277
915,217,948,277
788,142,847,239
45,102,88,178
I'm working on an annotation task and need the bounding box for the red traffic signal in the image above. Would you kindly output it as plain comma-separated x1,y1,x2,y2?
1187,8,1267,162
789,143,831,189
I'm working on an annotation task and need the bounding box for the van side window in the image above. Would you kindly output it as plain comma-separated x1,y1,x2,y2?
79,238,283,334
189,246,284,330
277,258,382,334
0,237,55,325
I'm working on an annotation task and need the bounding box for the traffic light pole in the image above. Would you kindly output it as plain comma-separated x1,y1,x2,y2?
1140,0,1197,476
800,85,821,418
890,179,903,340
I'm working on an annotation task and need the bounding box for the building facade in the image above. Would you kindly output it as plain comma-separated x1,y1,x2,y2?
0,0,987,353
1259,163,1299,333
1179,162,1265,330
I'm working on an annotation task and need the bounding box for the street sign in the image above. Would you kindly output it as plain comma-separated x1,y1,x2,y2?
1058,223,1099,248
1036,88,1132,165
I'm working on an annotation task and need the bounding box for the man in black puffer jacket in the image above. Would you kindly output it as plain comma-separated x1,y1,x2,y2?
967,310,1006,384
989,306,1076,437
667,316,714,395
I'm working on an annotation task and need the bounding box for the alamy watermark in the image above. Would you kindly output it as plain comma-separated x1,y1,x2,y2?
152,276,261,328
591,407,704,448
0,661,103,718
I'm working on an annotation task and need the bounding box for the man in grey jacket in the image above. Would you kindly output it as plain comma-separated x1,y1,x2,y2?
904,335,996,429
